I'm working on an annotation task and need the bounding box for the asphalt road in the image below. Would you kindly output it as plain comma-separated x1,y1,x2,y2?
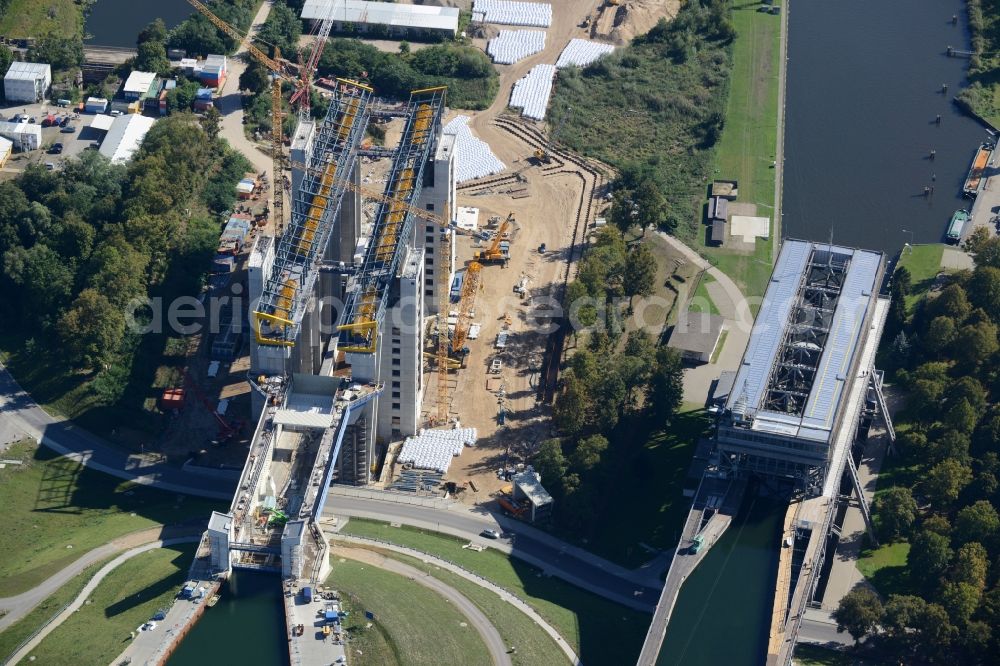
325,494,660,611
0,362,234,500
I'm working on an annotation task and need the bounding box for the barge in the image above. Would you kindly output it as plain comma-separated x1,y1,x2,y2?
947,208,970,243
963,142,994,197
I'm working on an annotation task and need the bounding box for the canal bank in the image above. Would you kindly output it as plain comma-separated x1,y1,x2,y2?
782,0,987,252
84,0,193,46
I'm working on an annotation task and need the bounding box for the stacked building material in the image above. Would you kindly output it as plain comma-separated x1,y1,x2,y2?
443,115,506,182
397,427,478,473
556,39,615,69
487,30,546,64
472,0,552,27
509,64,556,120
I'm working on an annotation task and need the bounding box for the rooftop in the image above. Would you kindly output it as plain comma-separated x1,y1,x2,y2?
99,114,155,164
123,70,157,95
668,312,725,359
301,0,460,32
514,471,554,507
90,114,115,131
726,239,884,444
4,61,50,80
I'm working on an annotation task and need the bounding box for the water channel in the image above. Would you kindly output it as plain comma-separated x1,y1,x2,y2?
84,0,192,47
782,0,987,252
166,571,289,665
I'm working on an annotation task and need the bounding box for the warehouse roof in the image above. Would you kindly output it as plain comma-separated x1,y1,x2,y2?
0,121,42,137
726,239,883,444
668,311,724,363
99,114,155,164
514,471,553,507
0,136,11,155
301,0,460,32
123,70,157,95
90,114,115,131
4,61,50,80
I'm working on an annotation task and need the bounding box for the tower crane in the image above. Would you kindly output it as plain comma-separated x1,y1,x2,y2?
186,0,301,231
289,2,337,123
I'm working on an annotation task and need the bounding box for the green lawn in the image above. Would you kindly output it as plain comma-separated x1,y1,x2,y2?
338,520,651,663
0,0,83,39
384,550,571,666
0,557,112,662
895,244,945,309
689,274,720,315
793,643,888,666
329,558,492,666
0,440,221,597
710,329,729,364
26,543,195,665
702,4,782,300
857,541,911,599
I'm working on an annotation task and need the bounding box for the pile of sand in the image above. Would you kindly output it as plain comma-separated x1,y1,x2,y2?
610,0,681,44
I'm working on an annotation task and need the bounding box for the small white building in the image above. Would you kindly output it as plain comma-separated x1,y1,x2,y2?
3,62,51,103
123,71,158,101
99,114,156,163
301,0,460,39
0,121,42,151
0,136,12,167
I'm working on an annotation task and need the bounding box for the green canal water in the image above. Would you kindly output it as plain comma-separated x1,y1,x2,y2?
167,571,289,666
658,494,785,666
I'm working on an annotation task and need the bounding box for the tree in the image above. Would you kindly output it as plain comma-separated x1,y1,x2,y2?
923,315,956,354
939,581,980,625
647,347,683,419
138,18,168,45
907,530,953,589
923,459,973,507
622,244,657,306
912,602,955,659
632,178,668,235
2,244,74,322
553,376,589,437
609,189,637,237
58,289,126,370
0,44,13,86
873,487,918,541
571,434,609,473
967,265,1000,321
135,41,171,76
950,541,989,590
832,587,883,644
951,320,999,368
893,265,912,295
929,428,971,464
882,594,927,653
954,501,1000,547
28,36,83,69
926,283,971,322
532,439,567,494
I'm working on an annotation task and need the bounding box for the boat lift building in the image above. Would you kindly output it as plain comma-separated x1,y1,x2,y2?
716,239,887,496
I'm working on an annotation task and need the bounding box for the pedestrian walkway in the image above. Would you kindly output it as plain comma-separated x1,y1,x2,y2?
7,537,199,665
328,532,581,665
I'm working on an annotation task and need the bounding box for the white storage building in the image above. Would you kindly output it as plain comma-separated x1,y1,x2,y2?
3,62,51,103
99,114,156,164
0,136,11,167
0,121,42,151
301,0,460,39
123,71,158,100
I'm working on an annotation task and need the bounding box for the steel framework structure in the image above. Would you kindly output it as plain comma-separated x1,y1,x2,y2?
253,80,373,346
338,86,448,353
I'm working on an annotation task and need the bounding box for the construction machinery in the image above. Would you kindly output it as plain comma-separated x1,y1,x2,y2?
451,260,482,355
473,212,513,265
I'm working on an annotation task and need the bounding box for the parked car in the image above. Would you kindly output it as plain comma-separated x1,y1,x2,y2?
59,116,70,127
49,143,63,154
44,162,55,170
60,125,76,133
479,529,500,539
28,116,36,123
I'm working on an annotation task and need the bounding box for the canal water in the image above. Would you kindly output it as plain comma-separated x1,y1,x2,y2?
657,494,785,666
783,0,988,252
167,571,289,666
84,0,192,46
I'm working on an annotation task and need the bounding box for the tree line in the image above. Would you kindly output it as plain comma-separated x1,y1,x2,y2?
0,114,251,399
833,229,1000,662
533,226,682,532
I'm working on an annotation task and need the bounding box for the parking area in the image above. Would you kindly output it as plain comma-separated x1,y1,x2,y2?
0,100,102,174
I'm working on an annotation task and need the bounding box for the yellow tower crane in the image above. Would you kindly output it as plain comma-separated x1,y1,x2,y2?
186,0,302,231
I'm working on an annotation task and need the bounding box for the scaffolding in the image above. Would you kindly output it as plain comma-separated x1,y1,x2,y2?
253,80,373,346
338,86,447,353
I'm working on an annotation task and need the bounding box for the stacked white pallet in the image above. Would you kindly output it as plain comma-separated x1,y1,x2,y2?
472,0,552,27
487,29,546,65
397,427,478,473
556,39,615,69
443,115,506,183
509,63,556,120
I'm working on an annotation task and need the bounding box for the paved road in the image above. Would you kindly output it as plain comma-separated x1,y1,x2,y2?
330,532,581,665
333,545,513,666
6,537,200,665
325,493,659,612
797,607,854,649
0,362,233,500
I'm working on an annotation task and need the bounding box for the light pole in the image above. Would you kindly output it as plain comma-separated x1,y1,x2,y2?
901,229,914,253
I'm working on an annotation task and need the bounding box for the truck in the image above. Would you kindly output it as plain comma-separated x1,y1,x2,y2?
302,586,313,603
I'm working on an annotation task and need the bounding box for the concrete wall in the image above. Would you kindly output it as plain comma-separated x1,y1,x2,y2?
414,133,456,316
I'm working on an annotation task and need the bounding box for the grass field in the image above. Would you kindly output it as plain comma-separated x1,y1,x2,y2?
26,543,194,664
339,520,651,663
701,4,782,300
383,551,571,666
0,0,83,40
895,244,945,309
689,274,720,315
330,558,491,666
0,557,112,662
0,440,221,597
856,541,911,599
793,644,887,665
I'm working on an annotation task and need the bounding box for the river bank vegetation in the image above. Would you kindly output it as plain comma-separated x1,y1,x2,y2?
833,229,1000,662
958,0,1000,128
